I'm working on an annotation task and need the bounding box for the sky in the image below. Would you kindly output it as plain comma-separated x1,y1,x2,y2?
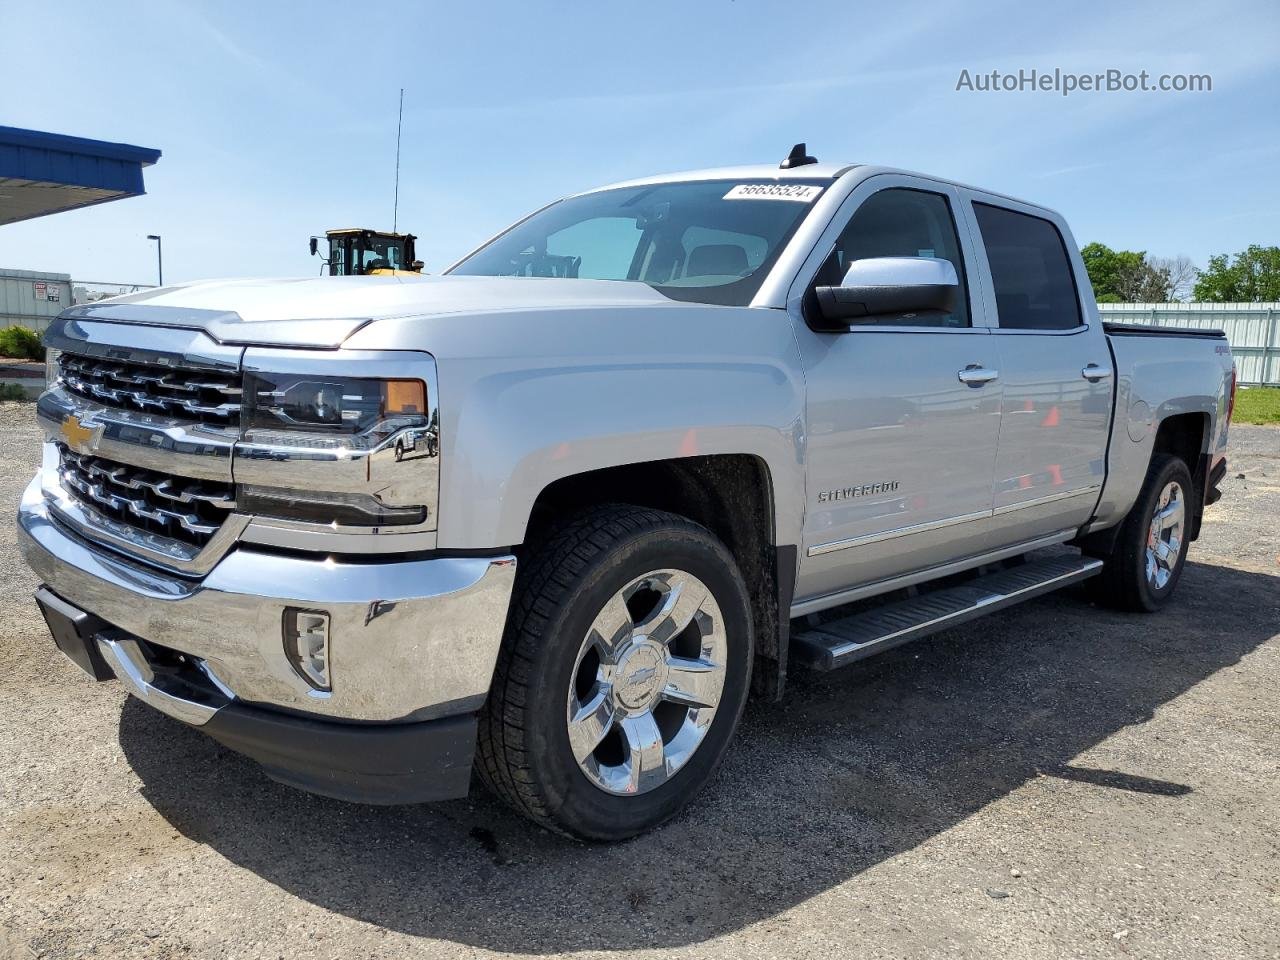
1,0,1277,287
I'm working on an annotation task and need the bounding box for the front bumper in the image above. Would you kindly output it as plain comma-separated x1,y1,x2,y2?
19,473,516,723
35,588,477,802
18,471,516,800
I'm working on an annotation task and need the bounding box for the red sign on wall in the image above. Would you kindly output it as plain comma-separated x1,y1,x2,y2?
31,281,60,303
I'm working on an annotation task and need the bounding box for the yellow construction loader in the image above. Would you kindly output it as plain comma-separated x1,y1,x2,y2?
309,228,424,276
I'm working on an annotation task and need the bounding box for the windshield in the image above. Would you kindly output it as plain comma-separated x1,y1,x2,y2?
359,235,406,272
328,234,407,275
448,179,829,306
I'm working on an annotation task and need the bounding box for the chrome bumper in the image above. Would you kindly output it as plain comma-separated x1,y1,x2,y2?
18,473,516,723
97,633,229,726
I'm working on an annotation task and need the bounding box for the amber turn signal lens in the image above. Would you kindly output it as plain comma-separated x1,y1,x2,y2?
383,379,426,415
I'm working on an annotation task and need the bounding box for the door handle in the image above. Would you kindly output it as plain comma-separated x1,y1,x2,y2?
1081,364,1112,382
957,365,999,386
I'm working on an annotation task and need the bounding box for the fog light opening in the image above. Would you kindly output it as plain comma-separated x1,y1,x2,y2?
283,608,332,693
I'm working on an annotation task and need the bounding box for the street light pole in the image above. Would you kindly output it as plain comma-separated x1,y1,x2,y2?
146,234,163,286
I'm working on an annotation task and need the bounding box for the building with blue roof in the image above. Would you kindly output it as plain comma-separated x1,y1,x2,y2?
0,126,161,225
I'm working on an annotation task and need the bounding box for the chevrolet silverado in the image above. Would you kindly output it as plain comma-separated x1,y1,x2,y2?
18,148,1236,839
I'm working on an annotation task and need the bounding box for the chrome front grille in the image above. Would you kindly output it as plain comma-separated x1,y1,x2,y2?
57,446,236,549
58,352,242,427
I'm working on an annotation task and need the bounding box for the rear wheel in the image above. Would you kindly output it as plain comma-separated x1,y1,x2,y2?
1089,454,1194,612
477,505,753,840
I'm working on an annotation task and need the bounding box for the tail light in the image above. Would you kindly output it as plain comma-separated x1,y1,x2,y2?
1227,364,1238,424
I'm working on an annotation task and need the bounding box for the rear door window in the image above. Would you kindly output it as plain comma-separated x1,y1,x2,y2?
973,203,1082,330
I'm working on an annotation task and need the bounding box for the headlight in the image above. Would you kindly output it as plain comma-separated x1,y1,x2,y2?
244,373,427,441
237,373,435,528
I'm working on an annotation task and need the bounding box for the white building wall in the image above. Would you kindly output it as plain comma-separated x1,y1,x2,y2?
1098,303,1280,386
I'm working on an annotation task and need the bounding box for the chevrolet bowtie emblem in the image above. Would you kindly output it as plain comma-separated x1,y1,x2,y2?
60,414,96,449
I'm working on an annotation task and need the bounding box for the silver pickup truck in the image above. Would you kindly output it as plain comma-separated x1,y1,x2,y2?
18,149,1236,840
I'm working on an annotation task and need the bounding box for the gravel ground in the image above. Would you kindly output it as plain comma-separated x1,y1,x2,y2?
1,401,1277,960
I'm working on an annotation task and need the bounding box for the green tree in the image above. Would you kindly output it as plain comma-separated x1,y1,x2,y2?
1080,242,1180,302
1192,245,1280,302
1081,243,1134,302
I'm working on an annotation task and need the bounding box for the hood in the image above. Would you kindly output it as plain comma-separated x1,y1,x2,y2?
61,274,675,348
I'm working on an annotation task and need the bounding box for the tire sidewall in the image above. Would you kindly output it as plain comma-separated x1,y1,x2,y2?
520,525,754,839
1129,457,1194,611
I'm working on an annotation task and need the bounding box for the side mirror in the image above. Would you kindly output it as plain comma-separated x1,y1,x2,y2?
814,257,959,329
309,237,319,257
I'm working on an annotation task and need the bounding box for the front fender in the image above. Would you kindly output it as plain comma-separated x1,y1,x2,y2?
346,304,807,549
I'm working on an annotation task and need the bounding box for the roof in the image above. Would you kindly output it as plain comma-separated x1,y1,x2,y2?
574,161,1052,214
0,125,162,225
325,228,415,238
577,162,855,195
0,267,71,282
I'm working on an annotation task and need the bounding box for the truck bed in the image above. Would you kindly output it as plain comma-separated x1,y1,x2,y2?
1103,322,1227,340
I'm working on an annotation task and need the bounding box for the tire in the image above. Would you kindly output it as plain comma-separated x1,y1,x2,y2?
476,505,754,840
1089,454,1194,612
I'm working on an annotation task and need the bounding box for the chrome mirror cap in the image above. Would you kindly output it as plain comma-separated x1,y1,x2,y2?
839,255,958,288
814,256,960,328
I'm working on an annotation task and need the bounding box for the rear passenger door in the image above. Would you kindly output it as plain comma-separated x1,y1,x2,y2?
961,196,1113,547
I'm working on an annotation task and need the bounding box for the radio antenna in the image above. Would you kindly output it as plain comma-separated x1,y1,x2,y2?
393,88,404,233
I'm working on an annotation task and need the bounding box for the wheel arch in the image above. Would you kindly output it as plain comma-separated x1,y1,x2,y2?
524,455,797,701
1151,411,1211,540
1076,408,1212,556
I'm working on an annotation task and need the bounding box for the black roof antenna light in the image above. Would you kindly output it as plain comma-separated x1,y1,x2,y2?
780,142,818,169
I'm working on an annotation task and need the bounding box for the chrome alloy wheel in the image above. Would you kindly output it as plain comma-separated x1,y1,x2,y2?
566,569,727,796
1146,480,1185,589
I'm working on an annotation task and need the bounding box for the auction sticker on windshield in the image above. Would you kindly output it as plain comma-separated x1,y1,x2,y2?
723,184,823,202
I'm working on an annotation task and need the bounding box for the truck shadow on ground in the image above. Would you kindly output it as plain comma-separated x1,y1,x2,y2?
118,559,1279,953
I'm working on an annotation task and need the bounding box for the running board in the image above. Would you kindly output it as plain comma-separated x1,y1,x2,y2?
791,555,1104,671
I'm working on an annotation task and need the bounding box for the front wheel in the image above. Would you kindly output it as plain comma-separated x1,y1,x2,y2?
1089,453,1194,612
476,505,753,840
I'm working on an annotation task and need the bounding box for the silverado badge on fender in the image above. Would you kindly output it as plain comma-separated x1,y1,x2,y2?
818,481,901,503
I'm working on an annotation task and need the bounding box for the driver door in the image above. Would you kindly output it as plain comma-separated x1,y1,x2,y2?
789,178,1003,606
